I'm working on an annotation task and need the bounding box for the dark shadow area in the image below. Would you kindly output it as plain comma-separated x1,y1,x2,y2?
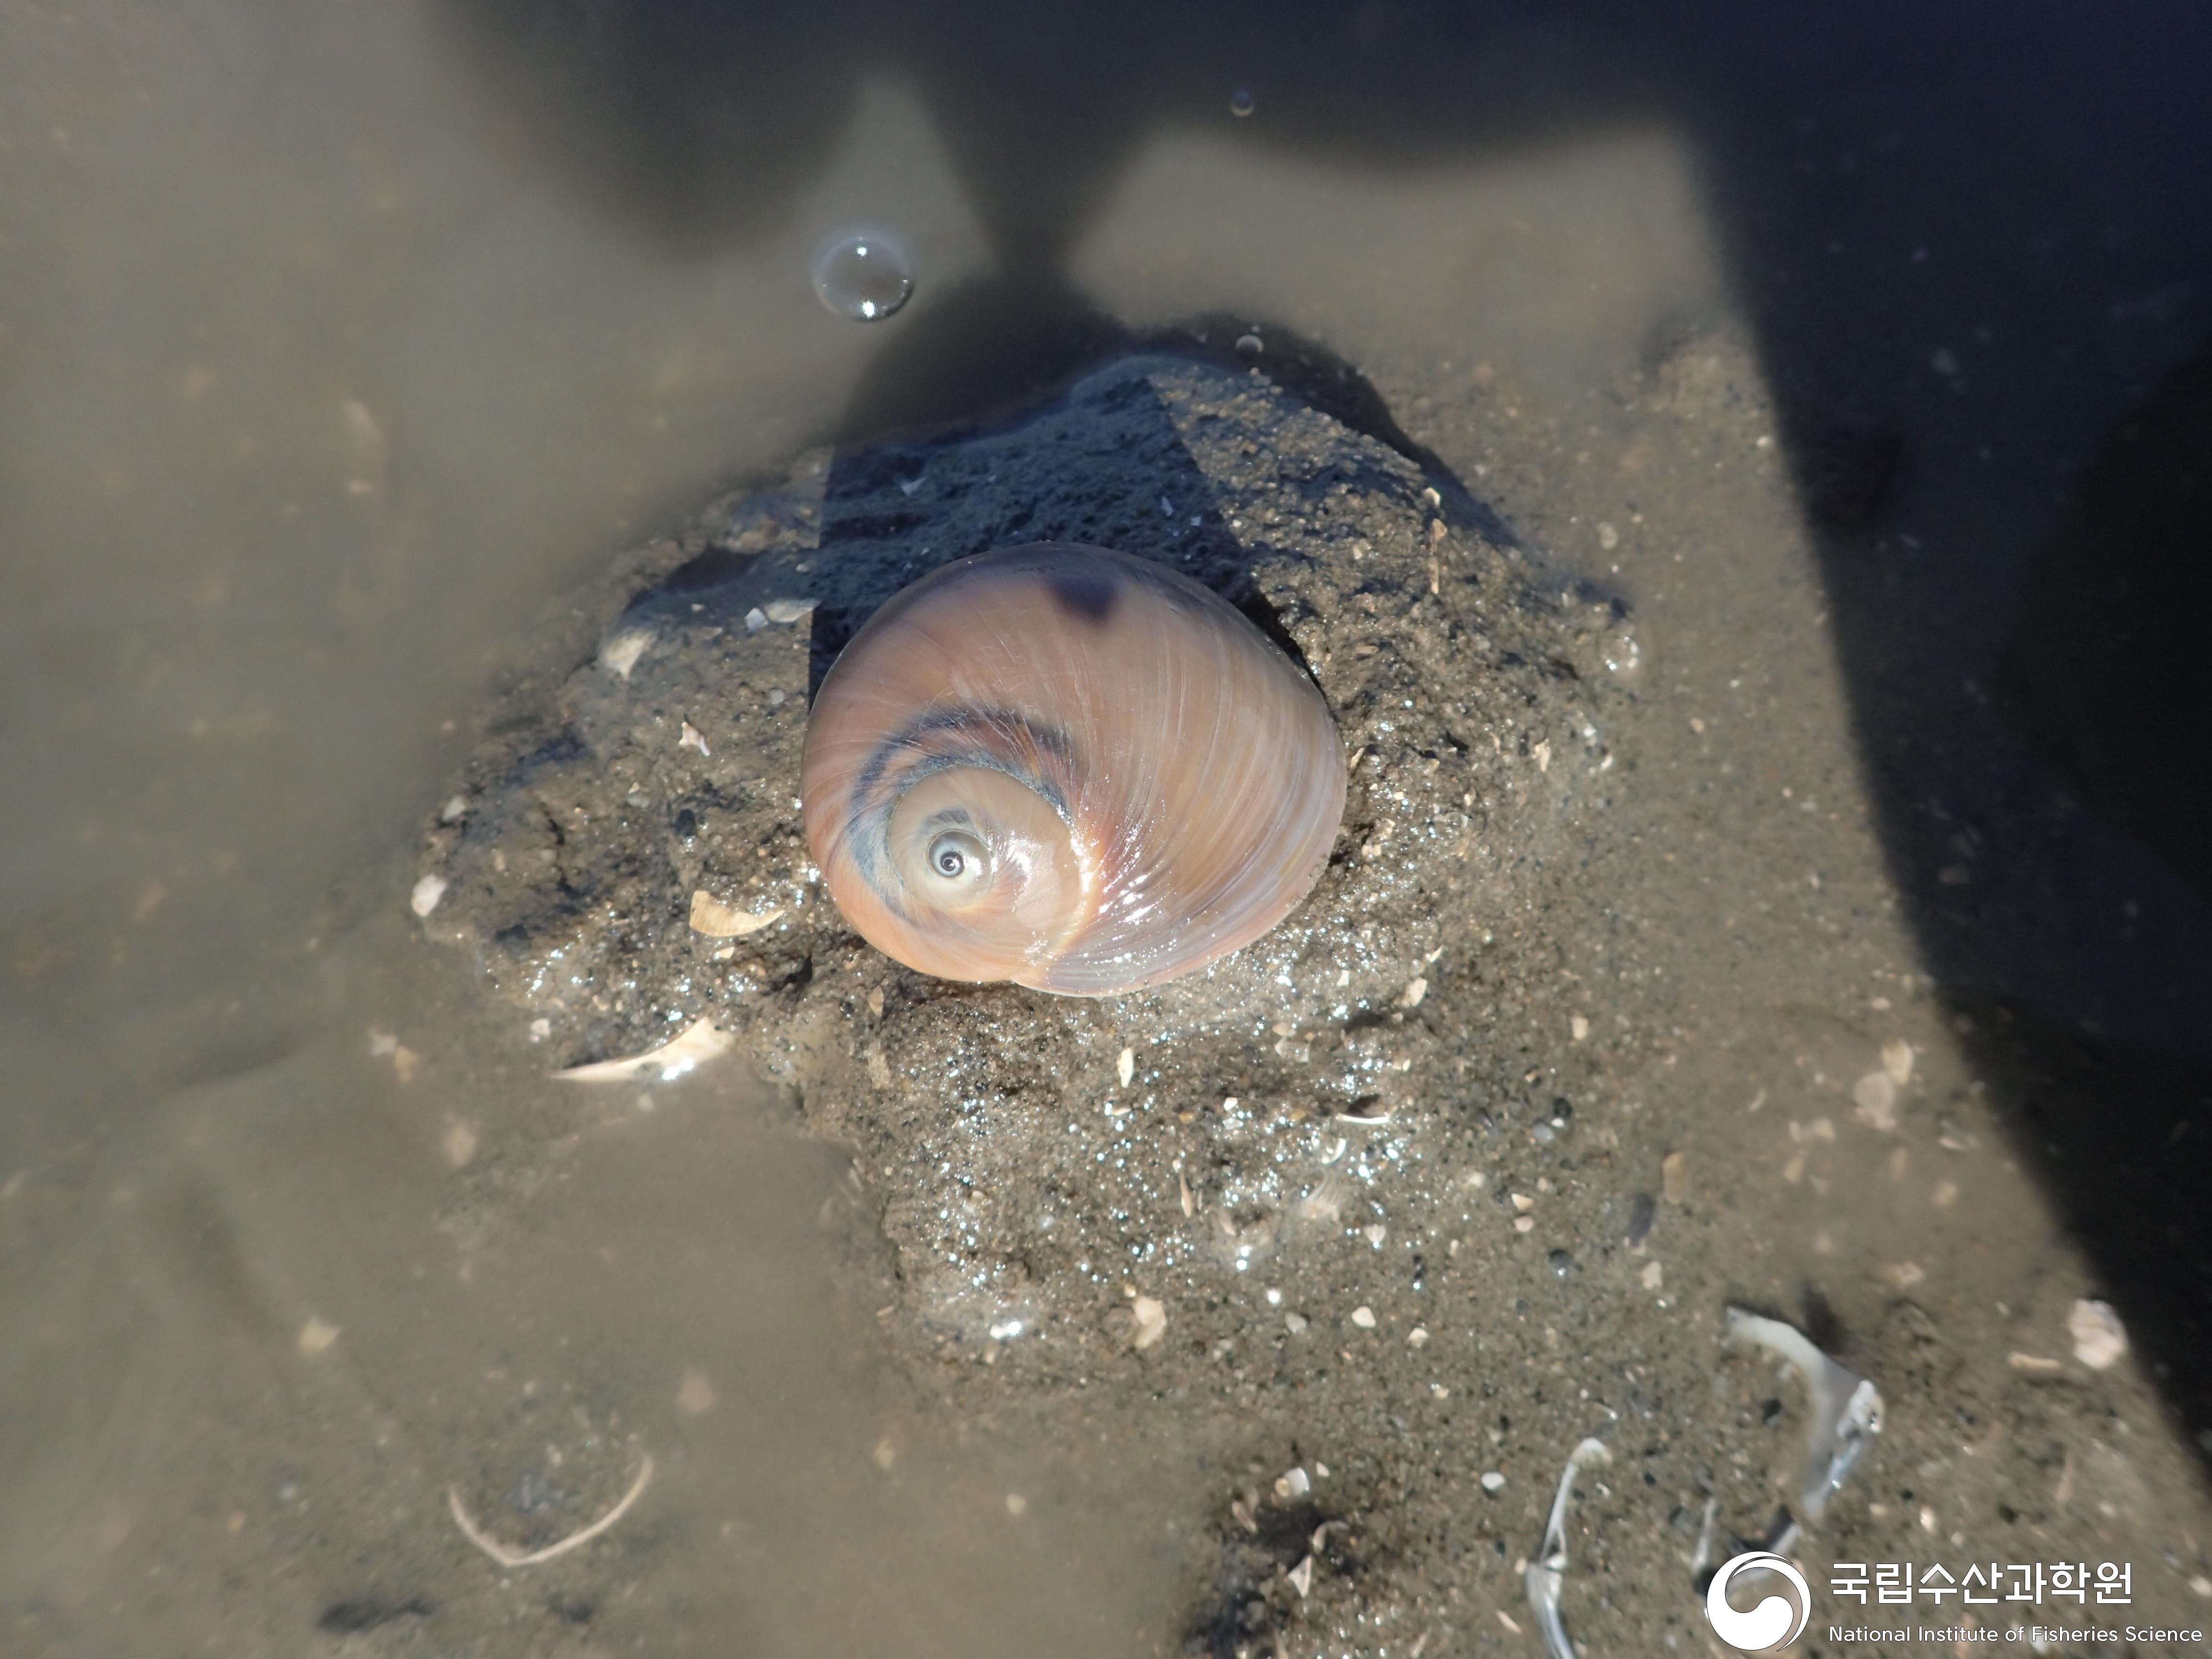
826,276,1504,536
1999,333,2212,900
1680,3,2212,1451
1963,998,2212,1426
796,354,1313,705
434,0,2212,1458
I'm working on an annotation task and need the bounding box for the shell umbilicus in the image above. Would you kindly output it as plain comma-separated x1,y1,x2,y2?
801,544,1346,995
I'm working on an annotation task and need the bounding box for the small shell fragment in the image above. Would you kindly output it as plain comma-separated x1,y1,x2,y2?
688,890,783,938
764,597,816,624
1724,1306,1883,1523
1881,1039,1915,1087
599,628,653,679
1852,1070,1899,1130
341,398,387,494
676,1368,716,1415
298,1317,340,1356
1524,1438,1610,1659
2068,1298,2127,1370
1660,1151,1689,1203
410,874,448,917
1130,1295,1167,1350
1350,1306,1377,1329
556,1017,732,1083
1287,1555,1314,1598
1117,1046,1135,1087
1274,1467,1310,1501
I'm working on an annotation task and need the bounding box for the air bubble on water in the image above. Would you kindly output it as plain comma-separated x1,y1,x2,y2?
1229,88,1256,118
812,228,914,322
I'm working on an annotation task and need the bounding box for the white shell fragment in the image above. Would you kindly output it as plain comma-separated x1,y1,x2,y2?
1881,1039,1915,1087
599,627,654,679
2068,1298,2128,1370
1274,1466,1311,1501
763,597,817,624
1130,1295,1167,1350
340,397,388,496
1725,1306,1884,1523
556,1017,733,1083
410,874,448,917
449,1454,654,1569
1852,1069,1899,1130
687,890,784,938
1524,1437,1611,1659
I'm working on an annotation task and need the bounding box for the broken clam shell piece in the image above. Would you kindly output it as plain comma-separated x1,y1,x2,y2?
1524,1436,1611,1659
556,1017,733,1083
2067,1298,2128,1370
599,626,654,680
1724,1306,1884,1524
687,890,784,938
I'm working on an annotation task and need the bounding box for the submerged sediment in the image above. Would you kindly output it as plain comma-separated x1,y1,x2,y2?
421,351,1662,1650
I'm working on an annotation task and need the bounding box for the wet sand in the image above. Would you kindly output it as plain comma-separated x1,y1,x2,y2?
5,1,2209,1654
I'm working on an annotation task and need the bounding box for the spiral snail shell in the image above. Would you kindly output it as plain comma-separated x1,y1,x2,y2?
800,544,1347,995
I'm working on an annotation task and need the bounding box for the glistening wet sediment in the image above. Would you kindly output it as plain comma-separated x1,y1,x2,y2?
9,5,2212,1643
417,352,2212,1652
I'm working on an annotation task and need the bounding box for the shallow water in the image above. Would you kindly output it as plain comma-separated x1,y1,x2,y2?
6,0,2211,1652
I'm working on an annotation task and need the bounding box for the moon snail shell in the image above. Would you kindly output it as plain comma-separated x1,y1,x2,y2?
801,544,1347,995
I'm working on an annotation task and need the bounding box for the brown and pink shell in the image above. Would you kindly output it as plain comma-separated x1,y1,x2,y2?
800,544,1346,995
